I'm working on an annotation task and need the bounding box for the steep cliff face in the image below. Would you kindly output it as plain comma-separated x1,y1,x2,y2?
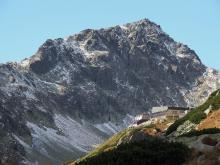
0,19,219,165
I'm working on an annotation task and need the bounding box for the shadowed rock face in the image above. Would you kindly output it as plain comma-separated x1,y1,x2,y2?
0,19,219,164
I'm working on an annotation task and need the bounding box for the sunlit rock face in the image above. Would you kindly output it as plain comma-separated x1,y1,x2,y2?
0,19,219,165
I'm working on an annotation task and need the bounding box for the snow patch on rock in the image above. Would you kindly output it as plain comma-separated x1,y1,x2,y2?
181,68,220,106
20,59,31,68
26,114,104,155
54,114,103,151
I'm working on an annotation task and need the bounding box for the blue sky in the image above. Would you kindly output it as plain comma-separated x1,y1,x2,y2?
0,0,219,69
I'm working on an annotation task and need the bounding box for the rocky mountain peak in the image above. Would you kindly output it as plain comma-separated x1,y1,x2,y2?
23,19,203,78
0,19,219,165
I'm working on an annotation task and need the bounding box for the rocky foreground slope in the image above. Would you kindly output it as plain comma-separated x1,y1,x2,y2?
0,19,219,165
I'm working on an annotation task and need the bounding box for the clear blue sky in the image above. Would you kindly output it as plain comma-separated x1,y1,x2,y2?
0,0,219,69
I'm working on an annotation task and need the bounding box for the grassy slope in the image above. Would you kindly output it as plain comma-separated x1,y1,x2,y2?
63,124,156,165
73,139,190,165
166,89,220,135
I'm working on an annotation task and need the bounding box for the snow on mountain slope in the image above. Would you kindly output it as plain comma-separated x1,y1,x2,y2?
0,19,219,165
182,68,220,106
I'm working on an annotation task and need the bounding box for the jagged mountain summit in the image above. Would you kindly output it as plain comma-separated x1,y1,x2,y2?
0,19,219,165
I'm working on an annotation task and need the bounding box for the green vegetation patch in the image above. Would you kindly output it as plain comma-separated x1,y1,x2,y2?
166,89,220,135
74,138,190,165
180,128,220,137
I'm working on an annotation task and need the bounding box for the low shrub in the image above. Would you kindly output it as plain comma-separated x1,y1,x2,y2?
189,111,206,124
180,128,220,137
75,138,190,165
166,117,185,135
